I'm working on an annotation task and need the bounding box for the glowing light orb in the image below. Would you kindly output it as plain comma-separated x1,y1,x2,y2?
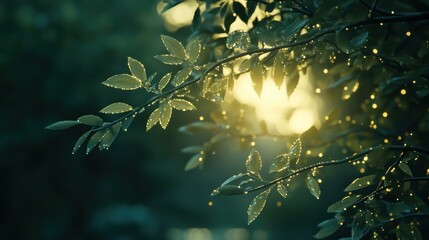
231,71,320,135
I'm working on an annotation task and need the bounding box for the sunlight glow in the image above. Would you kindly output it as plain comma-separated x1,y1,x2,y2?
159,1,198,32
231,71,320,135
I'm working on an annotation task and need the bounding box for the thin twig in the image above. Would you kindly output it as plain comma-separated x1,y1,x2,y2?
241,145,429,194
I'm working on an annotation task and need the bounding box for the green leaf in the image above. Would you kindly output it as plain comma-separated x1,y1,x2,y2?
171,67,193,86
273,52,286,88
247,188,271,224
154,54,184,65
327,195,361,213
86,129,107,154
246,149,262,177
212,185,245,196
146,108,160,131
306,174,321,199
77,115,103,126
46,120,79,130
269,154,289,173
226,30,251,51
181,145,203,154
185,153,203,171
178,121,219,134
158,73,172,91
314,219,340,239
276,182,288,199
250,57,264,96
344,174,377,192
239,58,251,72
100,102,133,114
399,162,413,176
121,115,134,131
289,138,302,165
286,64,299,97
336,29,368,54
72,131,91,154
186,38,201,65
283,18,309,38
99,122,121,150
232,2,248,23
127,57,147,81
161,35,187,60
159,101,172,129
221,173,248,187
396,222,413,240
170,99,196,111
102,74,142,90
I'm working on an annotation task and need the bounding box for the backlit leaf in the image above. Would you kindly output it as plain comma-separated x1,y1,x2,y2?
276,182,288,199
273,52,286,88
100,102,133,114
178,122,219,134
246,149,262,177
399,162,413,176
186,38,201,65
181,145,203,154
102,74,142,90
72,131,91,154
161,35,187,60
314,219,340,239
212,185,245,196
250,57,264,96
170,99,196,111
327,195,361,213
247,188,271,224
171,67,192,86
77,115,103,126
99,122,121,150
289,138,302,165
86,129,107,154
344,174,377,192
128,57,147,81
336,29,368,54
269,153,289,173
221,173,248,187
306,174,321,199
158,73,172,91
121,115,134,131
160,101,172,129
185,153,203,171
226,30,251,51
154,54,184,65
146,108,160,131
46,120,79,130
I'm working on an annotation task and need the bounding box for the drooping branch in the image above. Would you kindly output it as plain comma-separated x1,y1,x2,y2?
92,11,429,133
243,145,429,194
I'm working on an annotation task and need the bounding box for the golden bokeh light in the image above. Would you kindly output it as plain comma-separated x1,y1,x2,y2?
159,1,198,32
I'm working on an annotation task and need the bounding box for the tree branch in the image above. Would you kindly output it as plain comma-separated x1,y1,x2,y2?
240,145,429,194
360,213,429,240
92,11,429,133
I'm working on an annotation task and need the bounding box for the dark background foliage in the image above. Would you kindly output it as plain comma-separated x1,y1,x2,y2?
2,0,426,239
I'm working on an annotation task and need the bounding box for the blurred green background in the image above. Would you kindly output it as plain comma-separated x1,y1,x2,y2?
0,0,364,239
